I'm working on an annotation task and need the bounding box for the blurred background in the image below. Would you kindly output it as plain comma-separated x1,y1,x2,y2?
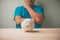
0,0,60,28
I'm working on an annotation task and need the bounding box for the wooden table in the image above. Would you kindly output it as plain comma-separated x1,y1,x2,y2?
0,28,60,40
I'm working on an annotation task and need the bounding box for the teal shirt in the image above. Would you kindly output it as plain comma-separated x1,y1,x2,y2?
14,5,44,28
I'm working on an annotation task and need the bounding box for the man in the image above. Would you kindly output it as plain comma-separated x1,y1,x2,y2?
14,0,44,28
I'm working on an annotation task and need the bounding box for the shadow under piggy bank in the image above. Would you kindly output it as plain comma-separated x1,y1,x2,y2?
25,30,40,33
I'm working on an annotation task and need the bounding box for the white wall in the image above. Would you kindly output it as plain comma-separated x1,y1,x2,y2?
42,0,60,28
39,0,60,28
0,0,24,28
0,0,2,27
0,0,60,28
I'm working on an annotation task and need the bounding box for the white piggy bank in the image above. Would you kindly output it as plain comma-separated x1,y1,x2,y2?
21,18,34,32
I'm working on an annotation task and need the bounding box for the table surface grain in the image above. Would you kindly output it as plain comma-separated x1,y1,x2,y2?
0,28,60,40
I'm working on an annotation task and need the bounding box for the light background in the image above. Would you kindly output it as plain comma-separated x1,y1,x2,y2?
0,0,60,28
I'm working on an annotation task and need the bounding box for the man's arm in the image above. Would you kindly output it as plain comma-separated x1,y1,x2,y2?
14,7,24,25
24,3,44,24
26,7,44,24
14,16,24,25
14,16,21,24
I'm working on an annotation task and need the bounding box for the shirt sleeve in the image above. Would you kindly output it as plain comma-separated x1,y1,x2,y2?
37,6,44,15
14,7,22,20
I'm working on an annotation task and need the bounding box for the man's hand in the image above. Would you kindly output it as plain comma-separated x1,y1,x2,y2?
24,0,31,9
